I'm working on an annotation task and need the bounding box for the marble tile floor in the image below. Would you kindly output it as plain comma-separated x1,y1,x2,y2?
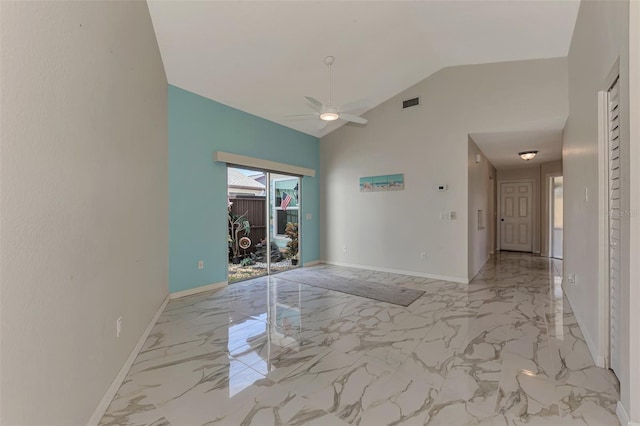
100,252,619,426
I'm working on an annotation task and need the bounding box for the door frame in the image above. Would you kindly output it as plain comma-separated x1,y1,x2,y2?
545,173,563,258
496,179,535,252
596,61,620,370
268,173,303,269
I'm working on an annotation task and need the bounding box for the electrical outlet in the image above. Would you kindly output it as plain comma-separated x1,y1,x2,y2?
440,212,447,220
343,245,348,252
198,260,204,270
116,316,122,338
450,211,457,220
567,273,576,286
306,213,312,220
420,252,426,260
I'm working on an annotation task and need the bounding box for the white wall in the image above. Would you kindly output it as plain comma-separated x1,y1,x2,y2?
0,2,168,425
562,0,634,419
468,137,497,280
321,58,568,282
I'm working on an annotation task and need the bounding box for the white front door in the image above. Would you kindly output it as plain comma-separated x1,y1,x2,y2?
500,181,533,252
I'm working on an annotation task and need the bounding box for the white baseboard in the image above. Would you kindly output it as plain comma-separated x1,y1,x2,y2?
321,259,469,284
616,401,639,426
87,294,170,426
563,289,603,368
469,254,492,282
170,281,227,300
303,260,321,267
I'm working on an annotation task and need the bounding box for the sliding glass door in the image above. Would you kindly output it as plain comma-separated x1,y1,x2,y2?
227,166,301,283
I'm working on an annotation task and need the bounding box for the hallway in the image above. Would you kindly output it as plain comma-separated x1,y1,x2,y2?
101,253,619,425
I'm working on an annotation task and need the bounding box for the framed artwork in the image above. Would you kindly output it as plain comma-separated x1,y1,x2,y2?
387,174,404,191
359,177,373,192
360,174,404,192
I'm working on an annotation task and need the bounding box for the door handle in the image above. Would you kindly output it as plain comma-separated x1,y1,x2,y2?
501,218,505,222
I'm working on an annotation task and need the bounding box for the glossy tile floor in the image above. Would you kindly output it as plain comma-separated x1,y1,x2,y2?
100,253,619,425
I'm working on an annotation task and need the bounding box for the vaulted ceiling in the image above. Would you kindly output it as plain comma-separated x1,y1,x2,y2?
148,1,579,139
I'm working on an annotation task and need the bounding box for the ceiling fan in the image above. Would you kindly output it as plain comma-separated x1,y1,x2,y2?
287,56,368,129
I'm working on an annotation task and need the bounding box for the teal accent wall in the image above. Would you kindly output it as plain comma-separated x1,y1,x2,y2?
169,85,320,293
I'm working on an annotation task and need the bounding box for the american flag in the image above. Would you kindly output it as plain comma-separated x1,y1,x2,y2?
281,192,292,211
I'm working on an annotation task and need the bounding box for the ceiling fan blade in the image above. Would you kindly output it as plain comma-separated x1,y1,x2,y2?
304,96,323,110
286,113,319,118
340,113,367,124
339,99,368,113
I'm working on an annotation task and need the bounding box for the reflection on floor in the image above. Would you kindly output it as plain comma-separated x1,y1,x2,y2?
100,252,619,425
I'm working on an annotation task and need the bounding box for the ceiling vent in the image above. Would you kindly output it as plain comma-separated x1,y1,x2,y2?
402,97,420,109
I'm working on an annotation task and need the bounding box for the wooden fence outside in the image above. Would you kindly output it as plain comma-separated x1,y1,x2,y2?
229,196,266,254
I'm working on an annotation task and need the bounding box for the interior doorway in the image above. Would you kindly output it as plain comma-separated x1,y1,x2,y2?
227,166,301,283
550,176,563,259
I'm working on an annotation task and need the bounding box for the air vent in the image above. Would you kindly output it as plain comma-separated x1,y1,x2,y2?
402,97,420,109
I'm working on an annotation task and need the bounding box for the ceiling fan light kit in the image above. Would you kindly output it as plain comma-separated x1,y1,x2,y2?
286,56,368,128
320,112,339,121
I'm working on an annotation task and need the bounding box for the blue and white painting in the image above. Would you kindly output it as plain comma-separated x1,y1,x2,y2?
360,174,404,192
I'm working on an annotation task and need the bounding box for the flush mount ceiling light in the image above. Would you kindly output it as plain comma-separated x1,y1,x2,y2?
518,150,538,161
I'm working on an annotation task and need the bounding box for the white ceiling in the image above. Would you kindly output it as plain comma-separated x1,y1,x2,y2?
470,117,566,168
147,0,579,138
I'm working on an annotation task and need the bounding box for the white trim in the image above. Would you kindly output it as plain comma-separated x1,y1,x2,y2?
214,151,315,177
597,89,611,369
322,259,469,284
617,401,640,426
266,171,272,272
87,294,170,426
543,172,563,258
469,254,492,281
597,62,621,373
563,288,604,368
628,2,640,422
303,260,321,267
170,281,227,300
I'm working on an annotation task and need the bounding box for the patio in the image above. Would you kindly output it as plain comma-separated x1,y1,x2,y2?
228,258,297,283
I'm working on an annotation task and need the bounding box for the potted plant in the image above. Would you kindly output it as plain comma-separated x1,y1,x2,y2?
228,209,250,264
284,222,299,265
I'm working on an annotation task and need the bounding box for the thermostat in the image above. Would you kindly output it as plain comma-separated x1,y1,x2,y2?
436,184,448,192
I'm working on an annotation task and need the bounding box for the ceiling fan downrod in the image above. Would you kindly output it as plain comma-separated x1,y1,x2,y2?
324,56,335,106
